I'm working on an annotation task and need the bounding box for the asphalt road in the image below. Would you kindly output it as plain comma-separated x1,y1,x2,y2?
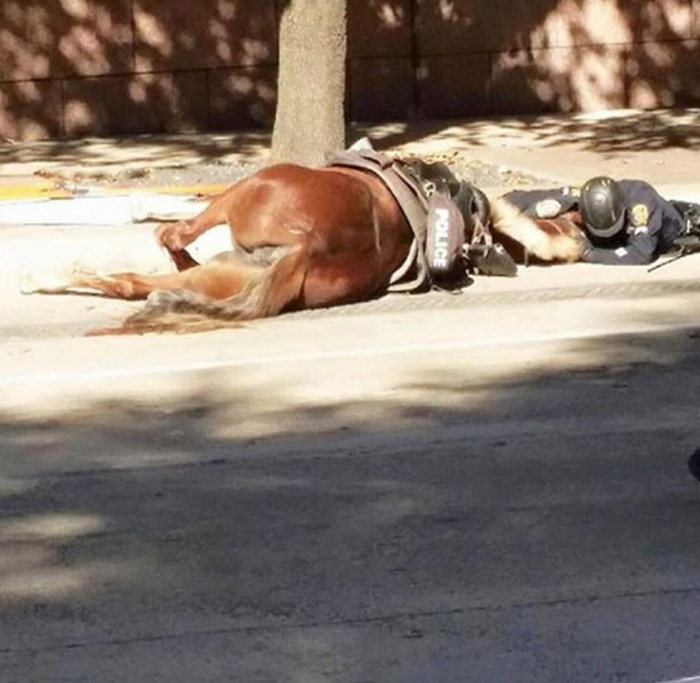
2,278,700,682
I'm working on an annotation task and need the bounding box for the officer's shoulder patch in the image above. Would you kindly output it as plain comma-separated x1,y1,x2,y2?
535,198,562,218
630,203,649,227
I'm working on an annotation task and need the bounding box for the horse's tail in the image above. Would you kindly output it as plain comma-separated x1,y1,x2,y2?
88,247,309,336
490,198,583,262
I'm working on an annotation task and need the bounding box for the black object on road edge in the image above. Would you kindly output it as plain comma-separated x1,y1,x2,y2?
688,448,700,482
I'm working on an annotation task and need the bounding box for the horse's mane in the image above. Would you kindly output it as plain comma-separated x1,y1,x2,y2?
490,198,584,263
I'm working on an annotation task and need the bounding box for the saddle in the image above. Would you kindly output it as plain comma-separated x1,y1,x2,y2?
328,150,515,291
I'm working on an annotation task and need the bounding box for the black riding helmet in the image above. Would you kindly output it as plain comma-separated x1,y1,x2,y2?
580,176,626,239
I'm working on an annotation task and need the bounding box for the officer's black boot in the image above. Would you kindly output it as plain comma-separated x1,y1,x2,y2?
672,201,700,235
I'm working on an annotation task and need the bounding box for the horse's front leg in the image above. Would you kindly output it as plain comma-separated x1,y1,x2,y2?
155,190,235,251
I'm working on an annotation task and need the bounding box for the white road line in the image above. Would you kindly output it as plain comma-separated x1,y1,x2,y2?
1,320,697,388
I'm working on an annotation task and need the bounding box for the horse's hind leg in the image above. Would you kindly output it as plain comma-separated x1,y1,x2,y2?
22,255,262,302
22,267,198,299
110,246,309,335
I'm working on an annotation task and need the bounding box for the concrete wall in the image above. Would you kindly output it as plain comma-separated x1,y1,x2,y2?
1,0,698,141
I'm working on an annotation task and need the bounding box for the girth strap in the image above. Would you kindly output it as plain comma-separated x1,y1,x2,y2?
327,150,431,293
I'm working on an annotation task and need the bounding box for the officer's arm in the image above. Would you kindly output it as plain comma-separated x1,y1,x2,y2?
582,210,660,265
502,188,575,218
501,190,546,216
582,232,656,265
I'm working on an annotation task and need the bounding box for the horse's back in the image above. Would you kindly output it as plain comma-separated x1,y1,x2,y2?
227,163,409,256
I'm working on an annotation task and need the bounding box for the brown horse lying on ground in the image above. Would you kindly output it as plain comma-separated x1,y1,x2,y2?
21,156,584,335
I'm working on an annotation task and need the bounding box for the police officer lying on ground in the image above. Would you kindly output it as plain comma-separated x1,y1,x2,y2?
503,177,700,265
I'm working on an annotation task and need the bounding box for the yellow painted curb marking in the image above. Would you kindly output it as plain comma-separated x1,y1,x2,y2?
0,183,230,202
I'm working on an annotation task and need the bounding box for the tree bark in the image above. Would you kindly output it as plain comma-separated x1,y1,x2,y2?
271,0,347,166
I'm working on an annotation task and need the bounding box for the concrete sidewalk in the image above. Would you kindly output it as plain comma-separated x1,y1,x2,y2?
378,107,700,192
0,107,698,196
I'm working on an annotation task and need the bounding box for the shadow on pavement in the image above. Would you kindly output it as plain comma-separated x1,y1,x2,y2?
0,327,699,682
369,109,700,155
0,132,271,175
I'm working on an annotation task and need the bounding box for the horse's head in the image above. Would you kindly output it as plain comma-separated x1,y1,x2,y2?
403,158,516,278
402,158,491,241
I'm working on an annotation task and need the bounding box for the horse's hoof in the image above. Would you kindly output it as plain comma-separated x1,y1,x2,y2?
20,270,73,294
19,271,38,295
19,271,69,294
688,448,700,482
155,222,189,251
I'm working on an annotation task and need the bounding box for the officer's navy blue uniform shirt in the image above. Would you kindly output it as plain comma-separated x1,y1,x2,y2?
503,180,685,265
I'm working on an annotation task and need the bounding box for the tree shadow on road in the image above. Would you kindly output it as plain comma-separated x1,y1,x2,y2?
0,325,699,681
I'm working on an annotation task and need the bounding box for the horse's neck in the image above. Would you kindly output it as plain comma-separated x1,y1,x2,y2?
327,151,430,238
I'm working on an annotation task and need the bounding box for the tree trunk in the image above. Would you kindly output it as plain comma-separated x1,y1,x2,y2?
271,0,347,166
